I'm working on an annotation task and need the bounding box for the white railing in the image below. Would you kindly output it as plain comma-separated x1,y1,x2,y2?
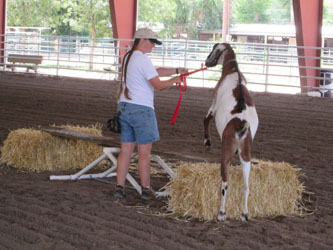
0,33,332,95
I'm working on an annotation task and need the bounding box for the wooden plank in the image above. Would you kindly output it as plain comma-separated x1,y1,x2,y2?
40,127,119,147
40,127,206,162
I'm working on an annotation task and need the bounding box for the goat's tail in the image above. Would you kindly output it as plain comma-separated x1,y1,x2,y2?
236,121,250,140
237,72,246,113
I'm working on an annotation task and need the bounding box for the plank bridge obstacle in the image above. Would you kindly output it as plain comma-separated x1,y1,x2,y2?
42,127,175,195
7,54,43,73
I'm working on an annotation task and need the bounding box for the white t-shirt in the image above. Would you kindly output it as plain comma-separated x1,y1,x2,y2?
119,50,158,109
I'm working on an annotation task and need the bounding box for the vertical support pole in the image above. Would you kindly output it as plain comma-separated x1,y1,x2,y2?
222,0,230,42
0,0,7,65
109,0,137,66
293,0,323,93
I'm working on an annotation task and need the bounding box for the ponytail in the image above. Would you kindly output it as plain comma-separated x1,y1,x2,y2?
118,39,140,100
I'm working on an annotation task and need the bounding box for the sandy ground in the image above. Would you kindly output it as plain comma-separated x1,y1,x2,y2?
0,72,333,250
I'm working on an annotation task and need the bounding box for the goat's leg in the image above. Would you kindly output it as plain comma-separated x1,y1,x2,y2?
203,105,216,149
218,156,234,221
239,134,252,222
218,139,235,221
218,179,228,221
240,157,250,222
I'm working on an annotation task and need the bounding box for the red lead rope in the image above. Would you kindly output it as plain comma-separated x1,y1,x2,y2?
170,67,208,124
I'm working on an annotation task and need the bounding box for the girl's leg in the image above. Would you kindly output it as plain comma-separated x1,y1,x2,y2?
137,143,152,187
116,142,136,186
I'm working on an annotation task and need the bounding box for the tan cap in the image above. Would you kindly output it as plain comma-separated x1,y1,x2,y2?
134,28,162,45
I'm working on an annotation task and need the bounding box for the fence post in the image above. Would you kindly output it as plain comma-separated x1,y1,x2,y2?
38,35,41,56
56,37,60,76
2,33,6,71
115,39,120,80
162,41,165,67
264,45,270,92
184,39,188,69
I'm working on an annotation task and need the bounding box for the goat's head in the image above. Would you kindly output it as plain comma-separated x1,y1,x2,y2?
205,43,234,68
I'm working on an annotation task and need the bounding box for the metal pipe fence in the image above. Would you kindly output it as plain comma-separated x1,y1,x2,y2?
0,33,332,95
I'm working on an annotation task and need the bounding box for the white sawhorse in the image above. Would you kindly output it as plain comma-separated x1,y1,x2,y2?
50,147,175,195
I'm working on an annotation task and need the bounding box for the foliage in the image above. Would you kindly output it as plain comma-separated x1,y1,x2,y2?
138,0,291,39
6,0,332,39
138,0,223,40
7,0,111,37
232,0,271,23
6,0,57,28
56,0,111,37
138,0,177,38
266,0,291,24
323,0,333,25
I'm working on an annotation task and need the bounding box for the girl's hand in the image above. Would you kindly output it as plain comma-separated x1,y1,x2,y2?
177,68,188,75
173,75,181,84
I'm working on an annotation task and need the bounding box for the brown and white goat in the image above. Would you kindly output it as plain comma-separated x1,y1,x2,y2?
204,43,259,221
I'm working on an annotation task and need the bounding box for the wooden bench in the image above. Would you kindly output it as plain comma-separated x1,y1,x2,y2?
7,54,43,73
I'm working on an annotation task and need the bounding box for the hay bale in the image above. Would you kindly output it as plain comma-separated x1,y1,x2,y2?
0,124,104,172
164,160,306,221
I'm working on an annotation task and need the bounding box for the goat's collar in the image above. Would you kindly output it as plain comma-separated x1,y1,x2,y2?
223,59,236,67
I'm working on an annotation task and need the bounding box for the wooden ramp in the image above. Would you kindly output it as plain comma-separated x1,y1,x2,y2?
41,127,208,162
42,127,175,196
40,127,118,147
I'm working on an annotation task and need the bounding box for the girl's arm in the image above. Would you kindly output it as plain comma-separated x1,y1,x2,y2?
149,75,181,91
156,67,188,77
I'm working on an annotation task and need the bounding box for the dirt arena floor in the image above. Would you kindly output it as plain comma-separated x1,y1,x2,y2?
1,72,333,250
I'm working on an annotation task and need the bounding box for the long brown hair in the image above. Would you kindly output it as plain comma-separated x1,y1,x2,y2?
118,39,140,100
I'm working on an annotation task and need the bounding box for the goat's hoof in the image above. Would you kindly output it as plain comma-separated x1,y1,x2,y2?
241,213,249,222
218,211,226,221
218,215,225,221
204,138,211,149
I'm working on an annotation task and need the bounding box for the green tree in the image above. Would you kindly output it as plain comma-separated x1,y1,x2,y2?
170,0,223,39
56,0,111,69
57,0,111,37
232,0,272,23
7,0,57,28
196,0,223,30
323,0,333,25
138,0,177,38
7,0,111,37
172,0,194,38
7,0,321,41
266,0,291,24
138,0,292,39
139,0,222,40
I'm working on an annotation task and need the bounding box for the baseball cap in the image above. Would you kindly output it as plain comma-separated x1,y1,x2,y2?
134,28,162,45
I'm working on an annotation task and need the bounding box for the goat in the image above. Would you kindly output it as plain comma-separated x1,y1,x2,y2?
203,43,259,221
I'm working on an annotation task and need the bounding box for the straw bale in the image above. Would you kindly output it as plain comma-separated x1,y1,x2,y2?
164,160,306,221
0,124,104,172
